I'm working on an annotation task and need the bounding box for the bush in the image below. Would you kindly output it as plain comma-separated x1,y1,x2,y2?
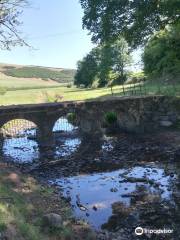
104,112,117,124
0,223,7,232
0,87,7,95
66,83,72,88
126,72,146,84
67,113,76,123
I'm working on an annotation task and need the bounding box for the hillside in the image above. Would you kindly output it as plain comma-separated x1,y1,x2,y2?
0,63,76,90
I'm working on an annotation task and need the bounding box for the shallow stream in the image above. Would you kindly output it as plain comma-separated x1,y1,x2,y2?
0,119,179,233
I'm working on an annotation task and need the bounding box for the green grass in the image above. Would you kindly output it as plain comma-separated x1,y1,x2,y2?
0,174,46,239
1,82,180,106
0,76,180,106
0,85,126,105
0,168,76,240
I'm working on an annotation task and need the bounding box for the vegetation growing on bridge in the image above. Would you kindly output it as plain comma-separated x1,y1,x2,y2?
104,112,117,125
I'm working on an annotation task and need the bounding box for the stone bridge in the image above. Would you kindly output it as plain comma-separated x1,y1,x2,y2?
0,96,179,147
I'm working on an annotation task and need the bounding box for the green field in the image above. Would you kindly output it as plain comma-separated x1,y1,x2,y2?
0,85,122,105
0,82,180,106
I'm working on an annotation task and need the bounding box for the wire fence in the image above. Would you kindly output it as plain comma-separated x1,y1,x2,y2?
113,81,180,97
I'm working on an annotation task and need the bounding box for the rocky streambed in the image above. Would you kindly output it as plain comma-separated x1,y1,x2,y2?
0,129,180,240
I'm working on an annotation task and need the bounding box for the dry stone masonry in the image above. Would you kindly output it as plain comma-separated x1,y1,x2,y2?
0,96,179,147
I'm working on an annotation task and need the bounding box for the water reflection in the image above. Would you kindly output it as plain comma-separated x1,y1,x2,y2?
1,118,81,163
3,137,39,163
49,165,176,230
55,138,81,158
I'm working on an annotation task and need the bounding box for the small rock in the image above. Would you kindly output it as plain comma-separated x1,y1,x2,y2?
159,120,173,127
170,173,174,178
93,206,98,211
173,192,180,200
110,188,118,192
42,213,63,228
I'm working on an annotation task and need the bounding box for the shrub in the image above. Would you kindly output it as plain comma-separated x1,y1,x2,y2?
126,72,146,84
0,223,7,232
66,83,72,88
0,88,7,95
67,112,76,123
104,112,117,124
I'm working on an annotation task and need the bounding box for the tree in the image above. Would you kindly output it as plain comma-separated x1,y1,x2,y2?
111,38,132,84
98,43,113,87
74,47,100,87
0,0,29,49
143,24,180,78
74,37,131,87
80,0,180,48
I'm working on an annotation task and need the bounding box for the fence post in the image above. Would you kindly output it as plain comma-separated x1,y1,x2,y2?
110,85,114,96
139,84,142,95
122,84,125,96
134,84,136,95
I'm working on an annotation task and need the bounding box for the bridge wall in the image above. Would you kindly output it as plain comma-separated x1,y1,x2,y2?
0,96,179,147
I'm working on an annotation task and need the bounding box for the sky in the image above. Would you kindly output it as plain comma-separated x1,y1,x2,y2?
0,0,94,69
0,0,141,70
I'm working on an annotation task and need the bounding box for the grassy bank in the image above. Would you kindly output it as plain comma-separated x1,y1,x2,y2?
0,163,95,240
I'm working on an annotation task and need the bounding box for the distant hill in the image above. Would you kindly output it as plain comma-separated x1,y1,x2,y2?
0,63,76,84
0,63,76,91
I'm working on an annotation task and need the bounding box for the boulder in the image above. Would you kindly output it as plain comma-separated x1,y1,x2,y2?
42,213,63,228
